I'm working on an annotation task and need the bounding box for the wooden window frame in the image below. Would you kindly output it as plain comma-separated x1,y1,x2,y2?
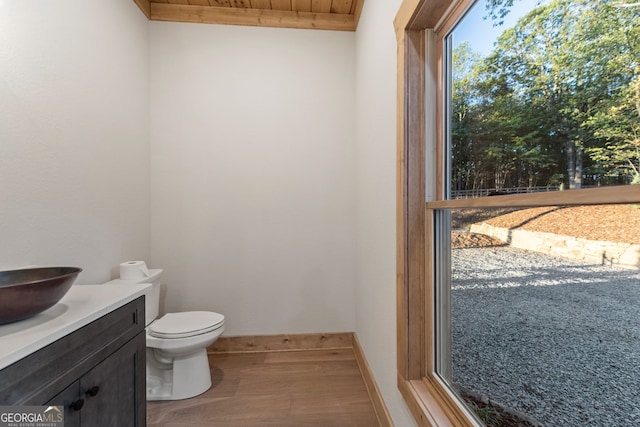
394,0,640,425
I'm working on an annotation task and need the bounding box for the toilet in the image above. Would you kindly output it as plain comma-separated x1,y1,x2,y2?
105,268,225,401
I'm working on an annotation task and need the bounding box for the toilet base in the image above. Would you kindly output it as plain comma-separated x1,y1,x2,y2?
146,347,212,401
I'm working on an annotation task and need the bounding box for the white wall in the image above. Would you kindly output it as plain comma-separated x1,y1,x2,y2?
355,1,418,425
0,0,150,284
149,23,357,335
1,0,416,421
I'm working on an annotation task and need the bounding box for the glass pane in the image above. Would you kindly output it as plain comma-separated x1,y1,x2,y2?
437,204,640,426
447,0,640,199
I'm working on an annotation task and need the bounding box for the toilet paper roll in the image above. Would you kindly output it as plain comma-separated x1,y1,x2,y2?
119,261,151,281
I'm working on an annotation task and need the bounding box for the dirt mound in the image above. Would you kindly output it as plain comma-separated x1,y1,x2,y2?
483,204,640,244
452,231,505,248
453,204,640,248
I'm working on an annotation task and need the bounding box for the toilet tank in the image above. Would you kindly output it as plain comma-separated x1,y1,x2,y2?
104,268,163,326
143,282,161,326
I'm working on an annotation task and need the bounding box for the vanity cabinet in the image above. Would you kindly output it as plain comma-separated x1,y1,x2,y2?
0,297,146,427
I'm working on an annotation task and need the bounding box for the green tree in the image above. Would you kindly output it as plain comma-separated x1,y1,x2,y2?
478,0,639,188
583,1,640,183
586,77,640,182
451,42,487,193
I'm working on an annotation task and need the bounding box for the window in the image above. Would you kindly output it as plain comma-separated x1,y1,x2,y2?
395,0,640,425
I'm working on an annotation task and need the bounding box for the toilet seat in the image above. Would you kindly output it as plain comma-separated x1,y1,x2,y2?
148,311,224,339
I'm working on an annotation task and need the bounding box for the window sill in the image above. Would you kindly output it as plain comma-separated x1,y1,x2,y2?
399,375,480,427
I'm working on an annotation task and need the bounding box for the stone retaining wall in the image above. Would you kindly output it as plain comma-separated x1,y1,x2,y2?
470,223,640,270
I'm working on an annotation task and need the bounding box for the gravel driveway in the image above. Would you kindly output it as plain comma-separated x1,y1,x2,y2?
451,245,640,426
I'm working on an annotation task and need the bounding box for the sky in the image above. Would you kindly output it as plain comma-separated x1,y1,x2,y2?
452,0,547,56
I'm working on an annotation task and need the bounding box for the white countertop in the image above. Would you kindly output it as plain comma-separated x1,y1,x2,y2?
0,283,151,370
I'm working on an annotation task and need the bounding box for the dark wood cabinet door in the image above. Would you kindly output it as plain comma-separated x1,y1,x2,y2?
46,381,81,427
80,333,146,427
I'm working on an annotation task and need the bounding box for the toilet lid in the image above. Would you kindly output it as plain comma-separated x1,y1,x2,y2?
149,311,224,339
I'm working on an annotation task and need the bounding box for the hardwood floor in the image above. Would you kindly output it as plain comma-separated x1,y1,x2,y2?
147,349,381,426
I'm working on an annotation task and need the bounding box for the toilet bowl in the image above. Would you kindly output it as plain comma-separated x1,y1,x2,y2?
105,268,225,401
146,311,224,400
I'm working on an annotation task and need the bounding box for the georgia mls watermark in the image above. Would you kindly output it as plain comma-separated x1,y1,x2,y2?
0,406,64,427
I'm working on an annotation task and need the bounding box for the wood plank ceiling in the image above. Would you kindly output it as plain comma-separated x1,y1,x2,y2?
133,0,365,31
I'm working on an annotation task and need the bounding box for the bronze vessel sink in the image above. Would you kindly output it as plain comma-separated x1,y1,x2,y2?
0,267,82,324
